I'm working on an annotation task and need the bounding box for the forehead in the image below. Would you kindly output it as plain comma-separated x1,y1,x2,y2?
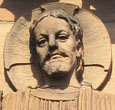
34,16,71,35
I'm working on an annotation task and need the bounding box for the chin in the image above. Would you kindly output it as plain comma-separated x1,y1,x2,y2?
43,61,75,78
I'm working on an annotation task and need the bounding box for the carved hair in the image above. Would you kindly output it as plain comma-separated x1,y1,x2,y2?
31,9,83,43
30,9,83,82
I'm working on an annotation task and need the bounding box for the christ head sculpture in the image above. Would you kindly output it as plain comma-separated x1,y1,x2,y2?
3,3,111,91
30,9,83,83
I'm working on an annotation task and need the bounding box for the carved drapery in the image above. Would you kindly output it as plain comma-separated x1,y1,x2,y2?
2,87,115,110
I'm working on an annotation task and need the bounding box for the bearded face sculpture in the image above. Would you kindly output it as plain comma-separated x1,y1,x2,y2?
31,9,83,79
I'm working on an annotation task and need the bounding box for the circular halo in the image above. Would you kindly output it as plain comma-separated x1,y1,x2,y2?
4,2,112,91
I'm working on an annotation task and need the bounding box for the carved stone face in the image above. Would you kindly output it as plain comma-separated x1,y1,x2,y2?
34,16,77,77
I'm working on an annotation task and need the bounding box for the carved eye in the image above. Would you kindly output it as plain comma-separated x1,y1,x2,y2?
37,38,48,47
57,34,69,42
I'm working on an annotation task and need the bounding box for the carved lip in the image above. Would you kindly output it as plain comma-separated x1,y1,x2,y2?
44,52,70,63
50,53,68,60
50,54,62,60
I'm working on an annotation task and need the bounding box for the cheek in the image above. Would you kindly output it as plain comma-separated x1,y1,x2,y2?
59,38,76,52
36,46,48,60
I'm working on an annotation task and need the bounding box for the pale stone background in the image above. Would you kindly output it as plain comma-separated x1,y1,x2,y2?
0,0,115,95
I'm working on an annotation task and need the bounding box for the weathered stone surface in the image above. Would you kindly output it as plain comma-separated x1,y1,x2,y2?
3,3,112,93
102,44,115,94
0,22,14,95
0,2,115,110
0,8,15,21
60,0,115,45
0,0,59,21
2,87,115,110
0,0,115,49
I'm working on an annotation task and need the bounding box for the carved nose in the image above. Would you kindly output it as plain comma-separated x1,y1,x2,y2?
49,39,56,47
49,36,57,51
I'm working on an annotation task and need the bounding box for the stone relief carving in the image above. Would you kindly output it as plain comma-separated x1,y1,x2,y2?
29,9,83,88
0,2,114,110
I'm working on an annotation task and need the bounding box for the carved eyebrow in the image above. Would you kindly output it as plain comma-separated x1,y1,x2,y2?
56,30,69,35
36,34,48,42
37,34,48,39
40,33,48,37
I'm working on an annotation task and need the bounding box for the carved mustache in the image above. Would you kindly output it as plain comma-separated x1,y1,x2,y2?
48,52,68,60
42,50,73,64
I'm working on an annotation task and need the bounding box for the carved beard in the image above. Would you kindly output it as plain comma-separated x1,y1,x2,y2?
38,50,77,78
